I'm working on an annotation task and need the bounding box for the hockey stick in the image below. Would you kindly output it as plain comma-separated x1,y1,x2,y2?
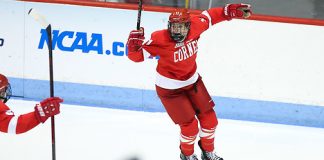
28,8,56,160
136,0,143,30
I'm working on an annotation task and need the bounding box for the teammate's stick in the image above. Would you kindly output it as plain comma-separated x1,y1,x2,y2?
28,8,56,160
136,0,143,30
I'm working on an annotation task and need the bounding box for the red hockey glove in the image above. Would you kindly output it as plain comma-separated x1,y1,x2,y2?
34,97,63,123
224,3,252,20
127,27,145,52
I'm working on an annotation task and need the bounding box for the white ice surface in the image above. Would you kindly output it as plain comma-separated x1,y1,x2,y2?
1,99,324,160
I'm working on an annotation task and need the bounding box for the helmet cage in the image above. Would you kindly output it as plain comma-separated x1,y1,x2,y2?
168,22,190,42
0,83,11,103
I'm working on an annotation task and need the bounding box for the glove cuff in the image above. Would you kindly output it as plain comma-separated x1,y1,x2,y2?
223,4,233,21
34,104,48,123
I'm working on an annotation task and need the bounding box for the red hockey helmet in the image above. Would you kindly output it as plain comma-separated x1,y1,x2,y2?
168,8,191,42
0,74,12,103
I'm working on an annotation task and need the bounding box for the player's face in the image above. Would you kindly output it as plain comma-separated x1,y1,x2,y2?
169,22,190,42
170,22,189,35
0,85,11,103
0,88,6,103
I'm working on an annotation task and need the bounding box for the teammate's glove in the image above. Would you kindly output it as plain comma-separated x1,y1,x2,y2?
34,97,63,123
224,3,252,20
127,27,145,52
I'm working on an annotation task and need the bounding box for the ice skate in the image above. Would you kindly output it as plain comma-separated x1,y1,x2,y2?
198,140,223,160
180,152,199,160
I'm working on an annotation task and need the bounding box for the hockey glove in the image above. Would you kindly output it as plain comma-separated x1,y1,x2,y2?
35,97,63,123
224,3,252,20
127,27,145,52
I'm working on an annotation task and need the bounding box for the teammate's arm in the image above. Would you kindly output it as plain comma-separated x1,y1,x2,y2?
0,97,63,134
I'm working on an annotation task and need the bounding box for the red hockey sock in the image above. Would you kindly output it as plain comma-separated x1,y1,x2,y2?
200,136,215,152
197,109,218,152
179,118,199,156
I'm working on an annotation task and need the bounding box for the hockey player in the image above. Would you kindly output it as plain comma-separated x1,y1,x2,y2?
127,4,252,160
0,73,63,134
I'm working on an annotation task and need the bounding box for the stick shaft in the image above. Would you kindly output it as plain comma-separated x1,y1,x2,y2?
136,0,143,30
28,8,56,160
46,24,56,160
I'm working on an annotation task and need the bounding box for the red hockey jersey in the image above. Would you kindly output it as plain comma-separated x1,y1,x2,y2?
128,8,227,89
0,101,40,134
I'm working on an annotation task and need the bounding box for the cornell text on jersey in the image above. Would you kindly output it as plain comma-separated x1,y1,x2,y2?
174,40,198,62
